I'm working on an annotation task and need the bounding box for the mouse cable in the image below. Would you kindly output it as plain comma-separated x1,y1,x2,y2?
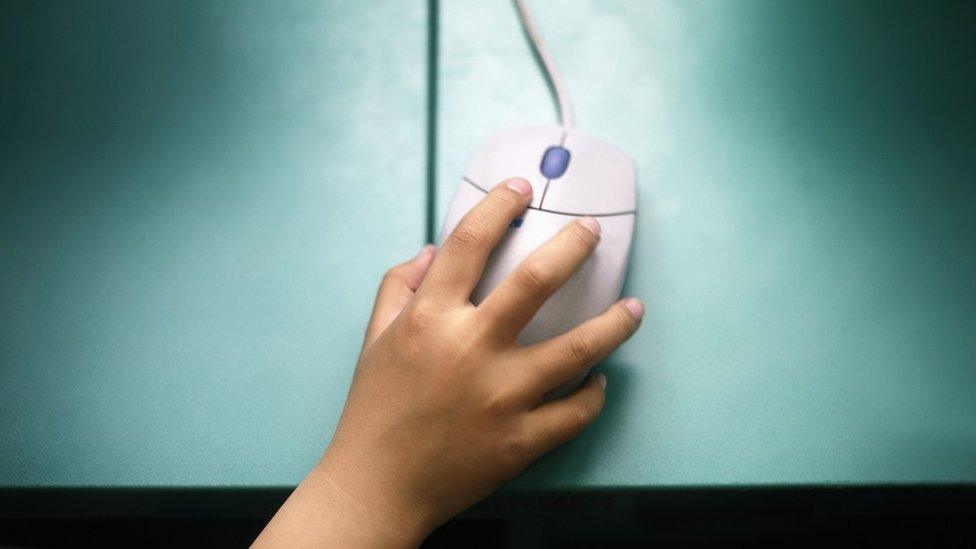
514,0,574,130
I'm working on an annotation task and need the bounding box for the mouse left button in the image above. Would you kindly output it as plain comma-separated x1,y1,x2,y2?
465,126,564,208
438,177,489,245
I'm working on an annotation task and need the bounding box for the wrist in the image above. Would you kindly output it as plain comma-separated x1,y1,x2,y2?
306,460,436,547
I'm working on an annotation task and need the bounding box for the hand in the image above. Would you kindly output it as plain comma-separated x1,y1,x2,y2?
255,178,643,547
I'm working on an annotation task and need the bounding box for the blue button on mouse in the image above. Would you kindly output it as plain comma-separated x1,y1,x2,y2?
540,146,571,179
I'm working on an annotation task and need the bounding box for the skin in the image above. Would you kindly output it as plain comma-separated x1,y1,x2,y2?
254,178,643,547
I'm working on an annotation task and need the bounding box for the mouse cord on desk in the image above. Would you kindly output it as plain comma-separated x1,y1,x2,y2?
514,0,574,130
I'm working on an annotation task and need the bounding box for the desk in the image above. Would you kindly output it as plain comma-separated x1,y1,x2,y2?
2,0,975,493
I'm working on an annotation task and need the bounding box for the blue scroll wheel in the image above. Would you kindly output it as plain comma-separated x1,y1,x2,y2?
540,146,571,179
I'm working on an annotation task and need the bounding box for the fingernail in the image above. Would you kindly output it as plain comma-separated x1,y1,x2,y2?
597,373,607,390
504,178,533,198
623,298,644,321
578,216,601,237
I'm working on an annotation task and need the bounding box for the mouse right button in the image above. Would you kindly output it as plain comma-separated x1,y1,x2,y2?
540,131,637,215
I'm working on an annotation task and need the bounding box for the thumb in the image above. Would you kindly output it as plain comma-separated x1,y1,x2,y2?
363,245,436,346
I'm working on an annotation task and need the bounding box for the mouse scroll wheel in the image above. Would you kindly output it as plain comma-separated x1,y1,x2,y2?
540,146,571,179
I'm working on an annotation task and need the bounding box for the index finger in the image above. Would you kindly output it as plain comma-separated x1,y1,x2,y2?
420,178,532,303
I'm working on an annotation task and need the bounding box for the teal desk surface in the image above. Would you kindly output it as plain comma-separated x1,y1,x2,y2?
2,0,975,491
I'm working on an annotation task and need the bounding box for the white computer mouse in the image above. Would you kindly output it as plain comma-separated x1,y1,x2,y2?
438,125,637,398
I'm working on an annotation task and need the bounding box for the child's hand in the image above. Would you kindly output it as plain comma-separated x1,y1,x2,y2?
255,178,643,547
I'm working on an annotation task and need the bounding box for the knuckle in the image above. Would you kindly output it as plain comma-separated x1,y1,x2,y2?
393,301,456,360
397,302,435,336
381,264,408,285
490,188,522,210
571,404,593,431
448,221,489,251
482,388,516,418
613,306,637,335
497,430,531,465
568,223,596,249
515,260,553,294
568,331,596,364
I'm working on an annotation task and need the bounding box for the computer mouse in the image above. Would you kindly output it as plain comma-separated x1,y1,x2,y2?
438,125,636,398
